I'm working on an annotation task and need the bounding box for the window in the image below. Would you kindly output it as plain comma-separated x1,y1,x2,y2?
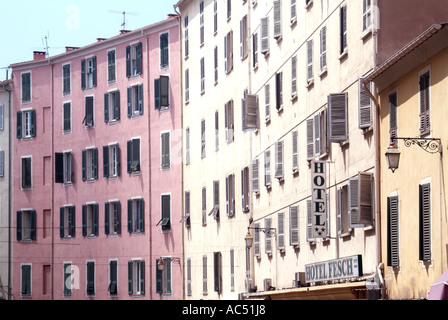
187,258,192,296
63,102,71,133
276,72,283,111
200,1,205,46
156,258,172,295
21,264,32,296
200,57,205,93
214,46,219,84
128,198,144,233
186,127,190,165
82,148,98,181
202,255,208,295
0,150,4,178
21,72,31,103
252,32,258,68
103,144,120,178
127,138,141,174
225,100,234,143
127,84,144,117
55,151,73,184
126,43,143,77
86,261,95,296
215,110,219,151
320,26,327,72
275,141,284,180
241,167,250,213
306,40,313,84
0,103,4,131
105,201,121,235
265,84,270,121
21,157,32,189
184,16,189,58
291,0,297,24
214,252,222,294
277,212,285,250
265,218,273,254
183,191,191,228
252,159,260,193
60,206,76,239
226,174,236,217
17,110,36,139
104,90,120,123
291,56,297,98
387,195,400,267
202,187,207,225
419,183,431,262
340,5,348,55
201,119,206,158
224,31,234,75
359,79,372,129
63,263,72,296
289,206,299,247
389,91,398,144
254,222,261,257
292,130,298,173
264,150,271,188
347,172,374,228
243,93,259,129
328,93,348,142
62,64,71,95
107,50,116,83
160,32,169,69
185,69,190,103
306,110,328,160
261,17,269,55
155,76,170,110
240,15,248,60
161,132,171,169
210,181,220,220
214,0,218,33
362,0,372,32
159,194,171,231
273,0,282,40
419,70,430,136
306,200,314,242
82,203,99,237
84,96,94,127
128,260,145,296
17,210,36,241
227,0,231,20
108,260,118,296
81,57,97,90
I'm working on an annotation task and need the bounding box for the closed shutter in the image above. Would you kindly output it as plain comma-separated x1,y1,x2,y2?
138,199,145,232
337,187,343,235
93,148,98,180
359,78,372,129
70,206,76,237
292,130,298,172
160,33,169,68
320,26,327,71
245,94,259,129
359,172,374,226
92,56,97,87
307,40,313,83
419,183,431,261
17,211,22,241
127,199,133,233
389,92,398,144
63,102,71,131
202,255,208,294
273,0,282,40
85,96,94,127
161,195,171,231
291,56,297,97
252,159,260,193
264,150,271,187
161,132,170,169
60,207,65,238
136,43,143,75
265,84,270,120
128,261,133,294
0,151,4,178
185,191,191,228
202,187,207,225
261,17,269,55
82,149,87,181
387,196,400,267
328,93,348,142
254,222,261,257
214,252,222,294
86,262,95,295
82,205,87,236
201,119,206,158
265,218,272,254
187,258,192,296
30,210,37,241
306,119,314,160
275,141,284,179
289,206,299,246
138,84,144,115
126,46,131,78
314,113,321,156
340,5,347,54
139,260,145,295
306,200,314,242
277,212,285,250
94,204,99,236
419,72,430,136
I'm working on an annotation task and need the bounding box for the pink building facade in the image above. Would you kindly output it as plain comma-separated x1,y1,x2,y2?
11,17,182,300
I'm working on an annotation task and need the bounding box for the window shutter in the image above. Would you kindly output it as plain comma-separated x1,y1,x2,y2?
265,84,270,120
254,222,261,257
30,110,36,137
265,218,272,254
82,205,87,236
104,93,109,123
161,132,170,169
127,87,132,117
275,72,283,111
16,111,22,139
93,148,98,180
63,102,71,132
419,72,430,136
116,201,121,234
139,260,145,295
94,204,99,235
291,56,297,98
252,33,258,68
0,104,4,131
306,200,315,242
202,187,207,226
275,141,284,179
328,93,348,142
114,90,120,120
252,159,259,193
136,42,143,75
0,151,4,178
138,199,145,232
17,211,22,241
82,149,87,181
289,206,299,246
185,191,191,227
127,199,133,233
81,59,86,89
59,207,65,238
156,259,163,294
154,78,161,110
314,114,321,157
103,146,110,178
214,252,222,294
160,76,170,108
55,153,64,183
213,180,220,220
340,5,347,54
389,92,398,143
245,94,259,129
277,212,285,250
264,150,271,187
85,96,94,127
307,40,313,83
291,0,297,22
92,56,97,87
201,119,206,158
320,26,327,71
337,187,343,235
419,184,431,261
70,206,76,237
359,172,374,226
161,195,171,231
359,78,372,129
306,119,314,160
261,17,269,55
292,130,298,172
348,176,362,228
127,140,132,173
202,255,208,294
387,196,400,267
138,84,144,115
160,33,169,68
226,176,230,217
128,261,133,294
273,0,282,40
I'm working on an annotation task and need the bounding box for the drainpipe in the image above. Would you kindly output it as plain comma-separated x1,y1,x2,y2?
5,78,12,300
50,59,54,301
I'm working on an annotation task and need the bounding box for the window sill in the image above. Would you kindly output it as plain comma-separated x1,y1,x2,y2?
339,50,348,61
306,79,314,89
305,0,313,10
319,68,328,78
361,28,373,41
290,18,297,28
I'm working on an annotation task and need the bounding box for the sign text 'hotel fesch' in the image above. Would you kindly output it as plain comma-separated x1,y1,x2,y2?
305,255,363,283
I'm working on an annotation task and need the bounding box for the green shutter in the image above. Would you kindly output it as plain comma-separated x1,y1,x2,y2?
128,261,133,294
55,153,64,183
105,202,110,235
138,84,143,115
17,211,22,241
92,56,97,87
16,111,22,139
103,146,109,178
114,90,120,120
30,110,36,137
127,87,132,117
82,149,87,181
139,260,145,295
70,206,76,237
116,201,121,234
82,205,87,236
154,78,161,110
126,46,131,78
104,93,109,123
94,204,99,235
127,199,133,233
30,210,36,240
93,148,98,180
136,42,143,75
81,59,86,90
60,207,65,238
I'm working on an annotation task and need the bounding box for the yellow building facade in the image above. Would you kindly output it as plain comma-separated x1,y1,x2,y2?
367,23,448,299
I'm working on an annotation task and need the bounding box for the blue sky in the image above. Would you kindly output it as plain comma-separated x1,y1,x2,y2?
0,0,177,81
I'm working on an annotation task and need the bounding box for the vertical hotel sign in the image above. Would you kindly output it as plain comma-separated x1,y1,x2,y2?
311,161,327,238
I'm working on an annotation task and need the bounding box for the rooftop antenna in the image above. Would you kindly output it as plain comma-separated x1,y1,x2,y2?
43,32,50,57
109,10,140,31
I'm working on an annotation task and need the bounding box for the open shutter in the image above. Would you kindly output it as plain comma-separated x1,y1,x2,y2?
359,172,374,226
289,206,299,246
261,17,269,54
337,187,343,235
291,56,297,97
139,260,145,295
359,78,372,129
138,199,145,232
127,140,132,173
60,207,65,238
92,56,97,87
348,176,362,228
265,218,272,254
17,211,22,241
127,199,133,233
55,153,64,183
264,150,271,187
306,118,314,160
245,94,259,129
127,87,132,117
156,259,163,294
320,26,327,71
306,200,314,242
82,205,87,236
307,40,313,83
116,201,121,234
275,141,284,179
136,42,143,75
314,114,321,156
94,204,99,235
252,159,259,193
277,212,285,250
81,59,86,89
114,90,120,120
128,261,133,294
328,93,348,142
226,176,230,216
419,72,430,136
82,149,87,181
93,148,98,180
160,76,170,108
387,196,400,267
389,92,398,143
16,111,22,139
154,78,161,110
273,0,282,40
30,110,36,137
104,93,109,123
254,222,261,257
138,84,143,115
292,130,298,172
419,184,431,261
103,146,110,178
70,206,76,237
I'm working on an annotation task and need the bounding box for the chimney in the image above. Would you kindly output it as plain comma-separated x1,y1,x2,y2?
33,51,47,61
120,30,131,35
97,38,107,42
65,47,80,53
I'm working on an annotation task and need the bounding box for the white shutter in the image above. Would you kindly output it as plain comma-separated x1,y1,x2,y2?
306,119,314,160
320,26,327,71
273,0,282,40
261,17,269,55
265,84,270,121
291,0,297,23
252,159,260,193
254,222,261,257
359,172,374,226
359,78,372,129
264,150,271,187
277,212,285,250
289,206,299,246
275,141,284,179
292,130,298,172
307,40,313,83
291,55,297,98
265,218,272,254
314,113,321,157
328,93,348,142
306,200,314,242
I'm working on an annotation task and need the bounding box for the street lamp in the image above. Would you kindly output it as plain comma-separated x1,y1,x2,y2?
385,144,401,173
244,227,276,249
245,230,254,248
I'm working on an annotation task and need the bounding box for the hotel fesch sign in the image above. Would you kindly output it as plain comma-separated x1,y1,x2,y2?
305,255,363,283
311,161,327,238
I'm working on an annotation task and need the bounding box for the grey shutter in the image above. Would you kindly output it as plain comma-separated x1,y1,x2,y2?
16,111,22,139
320,26,327,71
92,56,97,87
82,149,87,181
387,196,400,267
419,184,431,261
264,150,271,187
328,93,348,142
202,255,207,294
81,59,86,89
252,159,259,193
127,199,133,233
214,252,222,294
185,191,191,227
291,55,297,97
289,206,299,246
273,0,282,40
213,181,220,220
160,76,170,108
0,151,4,178
30,210,37,241
337,187,343,235
277,212,285,250
105,202,110,235
59,207,65,238
340,5,347,54
127,87,132,117
138,84,144,115
70,206,76,237
245,94,259,129
82,205,87,236
306,118,314,160
348,176,362,228
275,72,283,111
104,93,109,123
136,42,143,75
17,211,22,241
389,92,398,143
161,132,170,169
160,33,169,68
359,172,374,226
30,110,36,137
314,113,321,157
85,96,94,126
307,40,313,83
202,187,207,225
275,141,284,179
201,119,206,158
114,90,120,120
126,46,131,78
265,84,270,120
292,130,298,172
128,261,133,294
261,17,269,55
116,201,121,234
306,200,315,242
254,222,261,257
94,204,99,235
154,78,161,110
265,218,272,254
419,72,430,136
359,78,372,129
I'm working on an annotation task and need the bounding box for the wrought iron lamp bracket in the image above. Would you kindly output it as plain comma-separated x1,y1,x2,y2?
393,137,442,154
